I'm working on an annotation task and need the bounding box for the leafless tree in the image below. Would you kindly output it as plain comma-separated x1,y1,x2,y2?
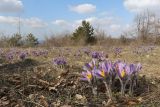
134,10,160,43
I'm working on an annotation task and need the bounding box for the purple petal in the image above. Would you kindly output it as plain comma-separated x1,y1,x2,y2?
136,63,142,72
80,78,88,81
125,65,132,75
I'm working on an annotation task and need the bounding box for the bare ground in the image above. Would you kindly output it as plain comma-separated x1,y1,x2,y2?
0,46,160,107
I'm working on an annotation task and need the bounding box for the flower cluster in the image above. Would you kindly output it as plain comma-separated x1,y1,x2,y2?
31,49,48,57
53,57,67,68
81,59,142,99
5,52,14,62
0,48,50,63
19,52,28,60
81,48,91,55
114,47,122,57
91,51,105,61
133,45,155,55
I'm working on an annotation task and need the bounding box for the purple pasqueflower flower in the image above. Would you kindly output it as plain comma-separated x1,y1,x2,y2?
135,63,142,73
91,51,100,59
96,61,112,78
114,61,126,78
6,52,14,61
19,52,27,60
129,63,141,75
53,57,67,66
91,51,105,61
81,69,98,96
128,64,135,75
95,69,106,78
114,62,136,78
39,50,48,57
114,48,122,56
83,59,96,71
81,70,93,82
101,61,112,73
124,64,134,76
32,50,39,56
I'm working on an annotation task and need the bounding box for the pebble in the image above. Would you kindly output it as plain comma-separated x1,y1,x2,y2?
75,94,83,100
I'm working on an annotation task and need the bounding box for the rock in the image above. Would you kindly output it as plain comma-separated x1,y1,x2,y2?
75,94,87,104
49,87,57,91
0,96,10,106
72,85,76,89
151,80,156,85
137,97,143,102
75,94,83,100
102,99,112,106
51,100,61,107
28,94,35,100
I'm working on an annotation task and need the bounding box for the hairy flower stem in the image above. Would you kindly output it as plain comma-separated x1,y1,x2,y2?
103,81,112,100
91,86,97,98
129,75,138,96
119,79,125,96
129,80,133,96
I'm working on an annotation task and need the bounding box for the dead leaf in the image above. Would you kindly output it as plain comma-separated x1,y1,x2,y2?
39,95,48,107
28,94,35,100
36,79,50,88
49,87,57,91
137,97,143,102
0,96,10,106
127,101,137,105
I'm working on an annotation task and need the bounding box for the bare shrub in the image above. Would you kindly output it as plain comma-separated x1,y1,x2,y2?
43,34,73,47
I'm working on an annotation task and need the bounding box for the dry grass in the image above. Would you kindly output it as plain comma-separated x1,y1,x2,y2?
0,46,160,107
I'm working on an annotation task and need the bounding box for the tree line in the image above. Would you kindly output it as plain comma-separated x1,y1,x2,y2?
1,10,160,47
0,33,39,47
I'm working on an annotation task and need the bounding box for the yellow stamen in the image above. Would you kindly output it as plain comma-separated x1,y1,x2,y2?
100,70,105,77
87,73,92,80
121,70,125,78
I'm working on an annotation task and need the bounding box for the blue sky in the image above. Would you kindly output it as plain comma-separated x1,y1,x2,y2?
0,0,160,40
22,0,129,21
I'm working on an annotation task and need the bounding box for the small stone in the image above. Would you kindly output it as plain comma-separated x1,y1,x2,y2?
75,94,83,100
28,94,35,99
72,85,76,89
102,101,107,106
102,99,112,106
151,80,156,85
49,87,56,91
51,100,61,107
137,97,143,102
1,96,7,101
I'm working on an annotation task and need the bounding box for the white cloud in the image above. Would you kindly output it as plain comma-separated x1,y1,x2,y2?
52,16,123,36
73,16,119,28
74,17,97,27
0,0,23,13
0,16,47,28
69,3,96,14
24,18,47,28
110,24,121,32
124,0,160,13
52,20,69,26
0,16,18,25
